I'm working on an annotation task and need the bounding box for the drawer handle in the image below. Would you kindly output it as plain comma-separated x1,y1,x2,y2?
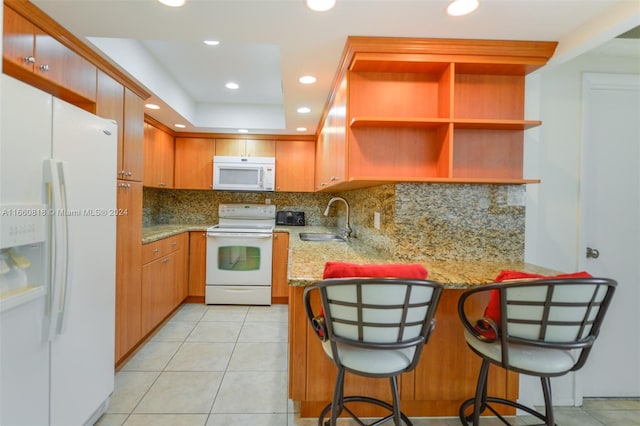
152,248,160,254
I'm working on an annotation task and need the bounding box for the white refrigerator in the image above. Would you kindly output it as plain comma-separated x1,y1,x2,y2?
0,75,117,425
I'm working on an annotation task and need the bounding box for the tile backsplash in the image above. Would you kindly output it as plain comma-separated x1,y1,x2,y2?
143,183,525,262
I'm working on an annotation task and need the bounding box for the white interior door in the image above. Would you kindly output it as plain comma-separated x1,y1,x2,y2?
578,72,640,398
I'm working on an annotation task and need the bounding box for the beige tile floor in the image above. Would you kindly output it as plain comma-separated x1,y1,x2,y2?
96,303,639,426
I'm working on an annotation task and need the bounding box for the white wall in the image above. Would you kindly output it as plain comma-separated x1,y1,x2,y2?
521,41,640,407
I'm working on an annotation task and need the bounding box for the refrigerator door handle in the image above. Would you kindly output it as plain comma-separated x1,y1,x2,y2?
44,159,71,339
57,161,72,334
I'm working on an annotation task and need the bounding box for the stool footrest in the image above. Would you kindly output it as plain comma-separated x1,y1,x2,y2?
319,396,413,426
459,396,553,426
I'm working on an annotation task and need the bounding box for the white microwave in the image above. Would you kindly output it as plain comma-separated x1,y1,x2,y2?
213,156,276,192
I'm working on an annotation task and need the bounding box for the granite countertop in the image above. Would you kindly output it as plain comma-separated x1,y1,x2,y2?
278,226,560,288
142,224,211,244
142,224,560,289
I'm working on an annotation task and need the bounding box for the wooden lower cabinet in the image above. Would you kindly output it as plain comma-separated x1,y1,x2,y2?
288,287,518,417
271,232,289,303
141,233,188,337
188,231,207,299
115,181,142,364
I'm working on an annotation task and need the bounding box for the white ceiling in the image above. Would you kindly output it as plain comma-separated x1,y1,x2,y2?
32,0,640,136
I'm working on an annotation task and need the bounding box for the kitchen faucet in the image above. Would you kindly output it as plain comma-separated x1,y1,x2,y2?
323,196,351,238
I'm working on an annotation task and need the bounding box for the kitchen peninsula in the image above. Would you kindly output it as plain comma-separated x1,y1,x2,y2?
280,225,557,418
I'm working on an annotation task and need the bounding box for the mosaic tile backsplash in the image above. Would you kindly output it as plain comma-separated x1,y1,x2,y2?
143,183,525,262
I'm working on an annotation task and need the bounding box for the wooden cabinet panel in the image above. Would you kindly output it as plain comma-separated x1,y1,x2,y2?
123,89,144,182
246,139,275,157
271,233,289,303
174,233,189,305
2,5,96,103
275,140,315,192
188,232,207,298
215,138,275,157
174,137,215,190
2,6,36,73
143,122,174,188
142,253,176,336
97,77,144,183
34,27,96,102
115,180,142,364
316,78,347,190
141,233,187,336
96,71,126,178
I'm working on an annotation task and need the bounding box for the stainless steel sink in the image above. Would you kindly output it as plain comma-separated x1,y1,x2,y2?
299,232,346,242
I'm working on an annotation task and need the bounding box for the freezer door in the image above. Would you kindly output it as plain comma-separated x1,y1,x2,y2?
0,75,52,426
48,98,117,426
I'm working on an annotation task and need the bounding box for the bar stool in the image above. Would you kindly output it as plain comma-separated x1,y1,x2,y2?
457,277,616,425
304,277,443,426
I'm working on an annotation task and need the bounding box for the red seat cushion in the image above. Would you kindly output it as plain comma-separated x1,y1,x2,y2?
322,261,428,279
478,270,593,339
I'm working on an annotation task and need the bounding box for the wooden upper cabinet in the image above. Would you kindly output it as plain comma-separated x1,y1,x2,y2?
315,37,558,191
96,71,126,176
2,5,97,103
123,89,144,182
143,122,174,188
96,75,144,183
316,78,347,190
174,137,216,190
215,138,275,157
275,140,315,192
3,6,36,73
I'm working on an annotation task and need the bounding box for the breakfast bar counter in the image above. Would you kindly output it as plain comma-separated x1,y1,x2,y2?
280,226,559,419
281,226,557,288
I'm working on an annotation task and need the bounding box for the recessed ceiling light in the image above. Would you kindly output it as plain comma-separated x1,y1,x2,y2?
226,82,239,90
297,107,311,114
299,75,317,84
174,124,186,128
145,103,160,110
305,0,336,12
203,40,220,46
157,0,186,7
238,129,249,133
447,0,479,16
296,127,308,132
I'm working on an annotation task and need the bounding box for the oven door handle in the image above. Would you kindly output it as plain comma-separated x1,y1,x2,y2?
207,232,272,238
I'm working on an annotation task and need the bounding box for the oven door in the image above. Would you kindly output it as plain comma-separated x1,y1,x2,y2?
206,232,273,286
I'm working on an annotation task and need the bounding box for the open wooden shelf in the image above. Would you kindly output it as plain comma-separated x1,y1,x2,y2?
314,37,557,191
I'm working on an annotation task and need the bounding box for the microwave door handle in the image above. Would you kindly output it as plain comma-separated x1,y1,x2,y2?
259,168,264,188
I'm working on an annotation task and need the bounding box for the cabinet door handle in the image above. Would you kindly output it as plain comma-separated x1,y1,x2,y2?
24,56,36,64
39,64,50,72
162,258,170,264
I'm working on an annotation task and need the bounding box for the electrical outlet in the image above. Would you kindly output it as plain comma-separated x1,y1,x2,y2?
374,212,381,229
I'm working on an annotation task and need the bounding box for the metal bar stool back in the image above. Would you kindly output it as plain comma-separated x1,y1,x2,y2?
304,277,443,426
458,277,617,425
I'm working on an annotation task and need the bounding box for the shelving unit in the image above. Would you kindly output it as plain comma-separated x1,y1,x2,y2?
315,37,557,191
